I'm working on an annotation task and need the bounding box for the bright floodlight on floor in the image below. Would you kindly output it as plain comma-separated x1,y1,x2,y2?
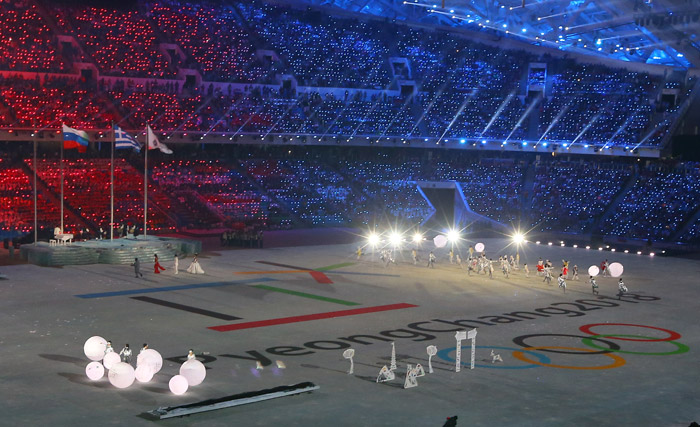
367,233,380,246
447,229,460,243
389,232,403,247
413,232,423,243
512,232,525,245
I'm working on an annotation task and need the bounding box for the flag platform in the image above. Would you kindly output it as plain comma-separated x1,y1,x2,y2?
20,235,201,267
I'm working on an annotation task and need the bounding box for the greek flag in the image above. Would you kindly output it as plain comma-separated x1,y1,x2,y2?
114,125,141,152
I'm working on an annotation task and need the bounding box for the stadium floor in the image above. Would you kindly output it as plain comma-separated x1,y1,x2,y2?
1,237,698,426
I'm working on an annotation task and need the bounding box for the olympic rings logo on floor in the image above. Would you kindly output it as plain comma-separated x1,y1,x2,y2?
436,323,689,370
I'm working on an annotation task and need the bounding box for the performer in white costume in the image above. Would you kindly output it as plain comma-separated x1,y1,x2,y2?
187,254,205,274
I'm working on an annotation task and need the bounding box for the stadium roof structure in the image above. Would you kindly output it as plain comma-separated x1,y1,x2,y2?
302,0,700,69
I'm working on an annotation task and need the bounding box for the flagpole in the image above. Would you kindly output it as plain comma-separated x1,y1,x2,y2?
33,123,38,245
60,124,64,233
144,126,148,239
110,122,115,241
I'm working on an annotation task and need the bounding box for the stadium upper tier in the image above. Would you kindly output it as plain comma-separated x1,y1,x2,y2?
0,0,696,151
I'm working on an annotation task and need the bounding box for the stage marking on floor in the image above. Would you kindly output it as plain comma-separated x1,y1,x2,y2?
236,261,395,284
314,262,356,271
74,277,277,299
252,284,360,306
208,303,418,332
130,296,241,320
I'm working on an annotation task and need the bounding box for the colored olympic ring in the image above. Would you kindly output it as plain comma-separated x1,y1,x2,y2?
512,334,621,355
581,334,690,356
512,346,626,370
437,345,551,369
579,323,681,342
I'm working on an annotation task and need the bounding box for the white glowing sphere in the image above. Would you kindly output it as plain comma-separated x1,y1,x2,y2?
108,362,135,389
179,359,206,386
85,361,105,380
83,336,108,361
588,265,600,277
137,349,163,374
433,234,447,248
134,364,154,383
475,242,485,252
103,352,121,370
169,375,189,395
609,262,624,277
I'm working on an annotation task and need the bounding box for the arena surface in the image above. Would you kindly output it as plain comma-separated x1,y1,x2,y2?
1,237,698,426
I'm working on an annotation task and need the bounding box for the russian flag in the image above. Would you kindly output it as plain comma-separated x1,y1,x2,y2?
62,124,89,151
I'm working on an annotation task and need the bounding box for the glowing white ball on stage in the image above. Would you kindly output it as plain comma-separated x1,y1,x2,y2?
609,262,624,277
83,336,108,361
137,349,163,374
475,242,485,252
588,265,600,277
169,375,189,395
102,352,121,370
108,362,135,389
134,364,154,383
179,359,206,386
85,361,105,380
433,235,447,248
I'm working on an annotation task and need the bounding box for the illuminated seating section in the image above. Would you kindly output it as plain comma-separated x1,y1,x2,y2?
0,159,63,234
242,159,354,226
529,162,631,233
147,0,267,82
237,1,391,88
28,158,175,233
52,5,174,78
426,159,524,224
0,76,115,128
150,160,269,228
337,158,432,225
601,166,700,241
0,3,66,72
680,218,700,243
0,1,683,149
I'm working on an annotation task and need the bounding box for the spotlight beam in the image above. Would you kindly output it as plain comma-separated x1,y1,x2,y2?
535,103,570,147
502,95,540,145
480,92,515,137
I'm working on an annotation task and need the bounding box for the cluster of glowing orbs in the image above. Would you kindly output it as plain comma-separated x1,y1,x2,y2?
474,242,485,252
134,364,155,383
108,362,135,389
588,265,600,277
137,349,163,374
83,336,108,361
169,375,189,395
608,262,624,277
102,352,121,370
179,359,206,386
85,361,105,380
433,235,447,248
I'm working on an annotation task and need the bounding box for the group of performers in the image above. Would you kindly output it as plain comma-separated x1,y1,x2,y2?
360,246,628,296
131,253,205,277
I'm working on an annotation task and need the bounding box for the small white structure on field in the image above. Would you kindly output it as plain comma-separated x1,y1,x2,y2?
343,349,355,375
376,365,395,383
426,345,437,373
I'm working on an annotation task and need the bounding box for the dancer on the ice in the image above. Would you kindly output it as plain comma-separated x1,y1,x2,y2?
536,258,544,275
411,248,418,265
617,278,628,299
140,343,149,354
119,344,132,364
557,274,566,292
602,259,610,276
488,259,494,279
427,251,436,268
502,260,510,278
173,253,179,275
187,349,196,360
356,246,363,260
572,264,579,281
543,267,553,284
154,254,165,274
131,258,143,278
561,260,569,279
449,249,454,264
523,263,530,277
590,276,599,295
186,254,205,274
455,254,463,269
